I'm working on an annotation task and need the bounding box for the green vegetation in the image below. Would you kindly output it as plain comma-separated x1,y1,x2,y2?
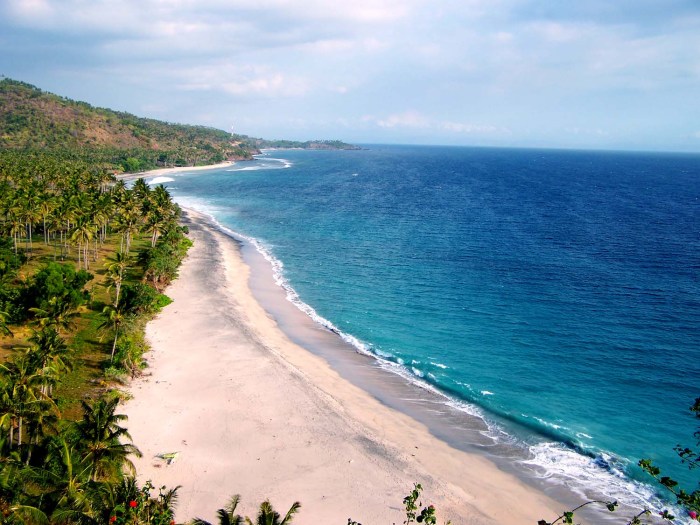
0,78,259,173
538,398,700,524
251,138,360,150
0,78,360,176
1,77,693,525
0,149,190,522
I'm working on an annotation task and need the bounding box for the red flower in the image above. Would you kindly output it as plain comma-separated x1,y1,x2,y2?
110,517,117,523
129,500,138,508
689,511,698,520
170,521,176,525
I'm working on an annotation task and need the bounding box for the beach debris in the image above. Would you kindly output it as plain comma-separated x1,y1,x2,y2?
156,452,179,465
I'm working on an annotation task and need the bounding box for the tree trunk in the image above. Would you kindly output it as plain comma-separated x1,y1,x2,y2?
111,329,119,362
114,280,122,308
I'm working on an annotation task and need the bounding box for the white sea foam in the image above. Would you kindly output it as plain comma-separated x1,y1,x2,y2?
411,367,424,378
177,202,674,521
147,176,175,185
173,197,223,219
430,362,449,369
225,156,292,172
262,157,293,168
521,443,675,520
528,415,564,431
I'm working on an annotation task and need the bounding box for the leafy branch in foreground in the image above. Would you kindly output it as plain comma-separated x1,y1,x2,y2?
348,483,450,525
192,496,300,525
638,397,700,522
539,397,700,524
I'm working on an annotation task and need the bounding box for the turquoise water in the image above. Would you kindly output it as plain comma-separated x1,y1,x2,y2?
148,145,700,511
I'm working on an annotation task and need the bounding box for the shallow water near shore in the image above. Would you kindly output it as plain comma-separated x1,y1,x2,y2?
149,145,700,519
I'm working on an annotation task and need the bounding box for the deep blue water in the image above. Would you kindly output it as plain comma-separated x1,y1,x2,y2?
149,145,700,509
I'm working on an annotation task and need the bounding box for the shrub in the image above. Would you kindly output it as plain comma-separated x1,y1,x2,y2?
26,261,93,311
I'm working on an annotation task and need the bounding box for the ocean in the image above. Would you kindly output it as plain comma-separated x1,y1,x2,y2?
146,145,700,517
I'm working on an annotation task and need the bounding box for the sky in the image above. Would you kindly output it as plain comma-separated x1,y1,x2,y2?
1,0,699,152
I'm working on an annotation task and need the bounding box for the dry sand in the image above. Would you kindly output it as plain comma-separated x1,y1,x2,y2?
122,210,563,524
116,161,235,181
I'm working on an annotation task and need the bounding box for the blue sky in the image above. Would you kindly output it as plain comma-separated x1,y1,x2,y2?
1,0,699,152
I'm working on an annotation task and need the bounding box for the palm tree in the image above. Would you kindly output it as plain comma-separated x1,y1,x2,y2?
69,215,95,270
23,396,59,464
246,500,301,525
145,185,175,247
193,494,245,525
73,397,141,482
114,206,140,255
38,195,56,246
18,187,42,254
104,252,130,307
6,210,23,255
40,436,102,523
132,178,150,202
0,354,44,452
28,327,72,396
98,304,128,362
29,296,79,335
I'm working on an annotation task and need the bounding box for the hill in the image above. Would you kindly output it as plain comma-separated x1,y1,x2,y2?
0,78,360,172
252,138,362,150
0,78,259,172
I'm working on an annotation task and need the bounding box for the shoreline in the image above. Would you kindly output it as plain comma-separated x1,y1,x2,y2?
115,161,235,181
122,209,563,524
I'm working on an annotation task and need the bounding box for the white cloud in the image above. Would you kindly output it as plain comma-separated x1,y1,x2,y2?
441,121,510,134
372,114,510,136
2,0,699,150
377,111,430,128
5,0,54,23
176,64,310,98
565,127,609,137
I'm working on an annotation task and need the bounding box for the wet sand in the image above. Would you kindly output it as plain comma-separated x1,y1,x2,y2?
122,209,563,524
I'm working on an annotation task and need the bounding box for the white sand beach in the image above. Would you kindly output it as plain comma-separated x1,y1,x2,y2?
122,209,564,524
116,161,235,181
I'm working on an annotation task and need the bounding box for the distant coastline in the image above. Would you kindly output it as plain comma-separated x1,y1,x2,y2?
115,161,235,181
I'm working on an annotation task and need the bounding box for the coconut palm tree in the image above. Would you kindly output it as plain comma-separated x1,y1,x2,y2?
73,397,141,482
193,494,245,525
104,252,130,307
38,194,56,246
98,304,128,362
0,354,44,452
69,215,96,270
18,187,42,254
246,500,301,525
29,296,79,335
39,436,102,523
113,206,140,255
5,209,23,255
28,327,72,396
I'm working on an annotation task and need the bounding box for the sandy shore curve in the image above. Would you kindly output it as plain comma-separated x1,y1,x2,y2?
122,209,562,524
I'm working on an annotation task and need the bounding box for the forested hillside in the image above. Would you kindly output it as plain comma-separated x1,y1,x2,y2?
0,78,259,172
